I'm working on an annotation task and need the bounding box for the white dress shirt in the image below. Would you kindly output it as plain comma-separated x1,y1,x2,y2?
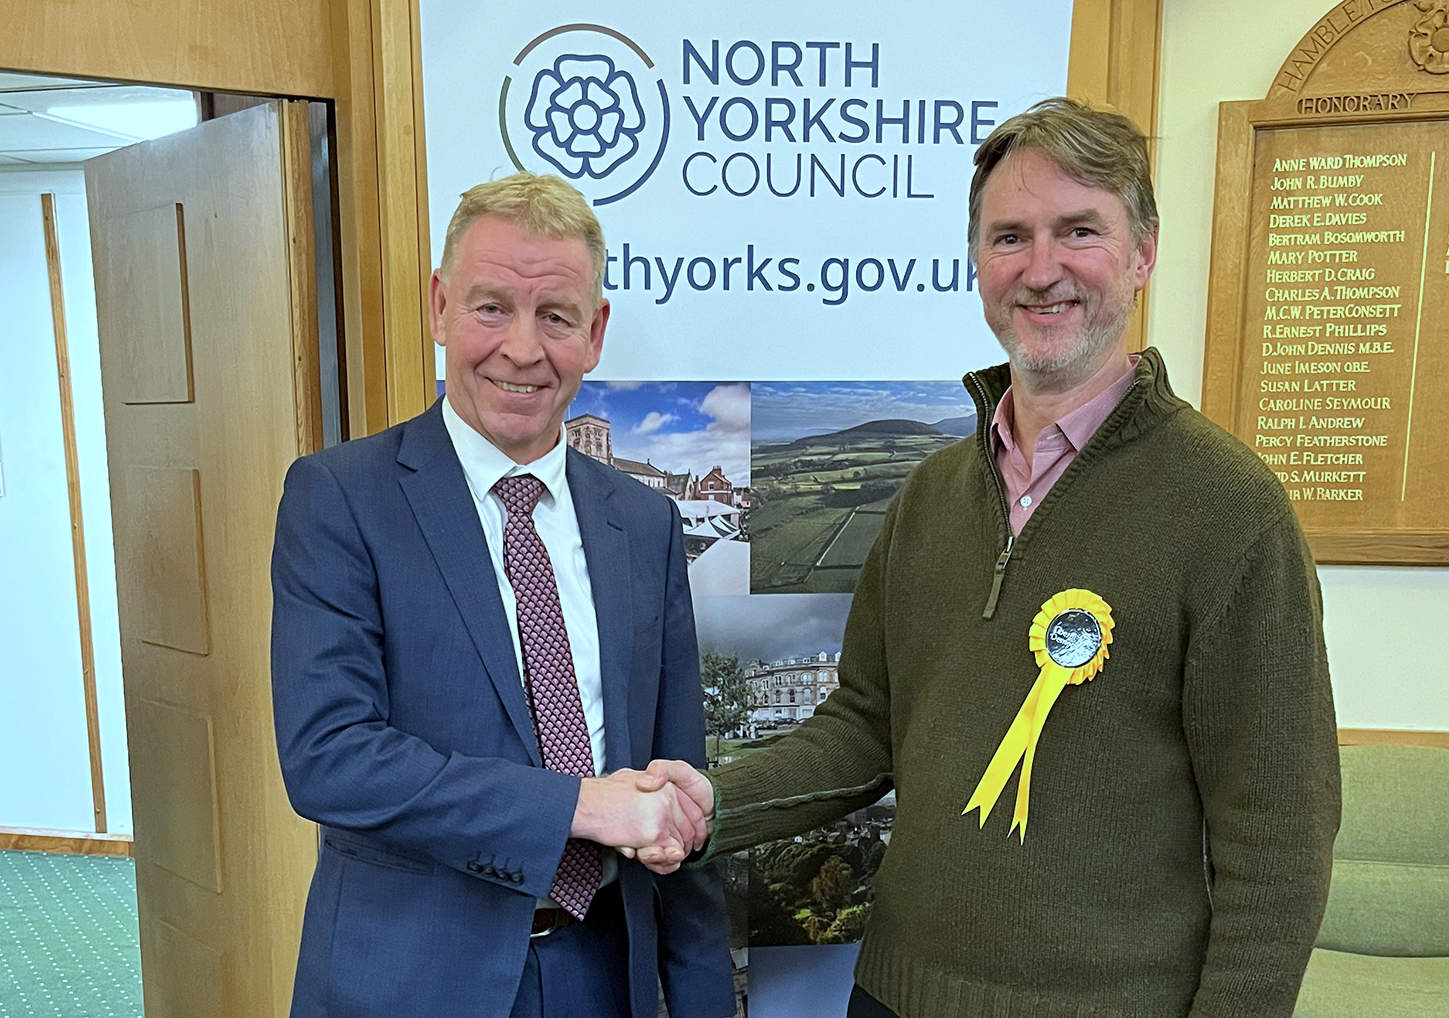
441,398,616,893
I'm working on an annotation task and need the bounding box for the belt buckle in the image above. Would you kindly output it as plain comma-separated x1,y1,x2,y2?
530,908,567,938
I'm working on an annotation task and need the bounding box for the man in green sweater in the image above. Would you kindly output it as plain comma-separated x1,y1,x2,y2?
639,97,1340,1017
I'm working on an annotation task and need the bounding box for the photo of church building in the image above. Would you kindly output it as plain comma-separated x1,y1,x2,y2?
565,382,752,594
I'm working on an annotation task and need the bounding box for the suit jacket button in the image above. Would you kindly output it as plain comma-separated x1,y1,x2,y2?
511,873,524,884
466,861,483,873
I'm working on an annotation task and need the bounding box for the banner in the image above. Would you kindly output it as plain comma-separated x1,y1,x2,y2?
420,1,1072,1011
422,0,1071,381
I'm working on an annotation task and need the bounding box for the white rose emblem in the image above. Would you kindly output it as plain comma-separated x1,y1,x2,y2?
524,55,646,178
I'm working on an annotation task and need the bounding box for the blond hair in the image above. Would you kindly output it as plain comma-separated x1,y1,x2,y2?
440,172,606,302
967,97,1158,253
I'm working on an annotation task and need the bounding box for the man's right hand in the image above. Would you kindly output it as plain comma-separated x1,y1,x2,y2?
571,769,708,873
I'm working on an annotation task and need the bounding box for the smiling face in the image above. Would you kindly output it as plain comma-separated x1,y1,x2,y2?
431,215,607,463
975,148,1156,393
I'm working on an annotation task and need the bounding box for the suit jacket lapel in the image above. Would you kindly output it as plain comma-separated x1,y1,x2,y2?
568,451,634,773
397,404,542,766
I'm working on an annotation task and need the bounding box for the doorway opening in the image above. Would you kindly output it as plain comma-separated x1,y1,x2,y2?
0,68,342,1017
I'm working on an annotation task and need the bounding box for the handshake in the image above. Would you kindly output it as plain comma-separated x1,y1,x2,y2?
571,760,715,875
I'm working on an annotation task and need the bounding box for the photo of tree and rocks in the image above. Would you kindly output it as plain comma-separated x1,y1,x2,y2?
749,382,976,594
694,593,894,949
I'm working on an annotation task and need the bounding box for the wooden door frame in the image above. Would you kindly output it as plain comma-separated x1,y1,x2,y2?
1068,0,1165,354
3,0,432,437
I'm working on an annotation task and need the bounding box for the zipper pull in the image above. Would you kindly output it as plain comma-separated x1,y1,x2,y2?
982,535,1014,619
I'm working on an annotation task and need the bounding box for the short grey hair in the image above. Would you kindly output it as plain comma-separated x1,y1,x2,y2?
967,97,1159,253
439,172,606,302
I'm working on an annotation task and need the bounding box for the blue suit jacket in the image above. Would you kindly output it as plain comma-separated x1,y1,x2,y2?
271,402,734,1018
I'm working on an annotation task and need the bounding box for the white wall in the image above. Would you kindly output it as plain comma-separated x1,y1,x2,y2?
1153,0,1448,730
0,169,131,834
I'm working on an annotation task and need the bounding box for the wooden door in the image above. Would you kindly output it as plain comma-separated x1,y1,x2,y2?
85,100,321,1018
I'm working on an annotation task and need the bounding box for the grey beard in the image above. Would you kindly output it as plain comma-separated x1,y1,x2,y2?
994,296,1134,394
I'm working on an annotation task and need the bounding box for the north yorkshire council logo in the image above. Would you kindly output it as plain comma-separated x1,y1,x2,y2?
500,25,670,204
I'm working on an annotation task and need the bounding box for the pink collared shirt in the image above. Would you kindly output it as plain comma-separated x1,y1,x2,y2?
990,356,1139,535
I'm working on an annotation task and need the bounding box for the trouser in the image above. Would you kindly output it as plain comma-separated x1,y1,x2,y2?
847,984,900,1018
509,883,631,1018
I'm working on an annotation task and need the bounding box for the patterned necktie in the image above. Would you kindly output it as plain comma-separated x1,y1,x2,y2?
491,474,601,920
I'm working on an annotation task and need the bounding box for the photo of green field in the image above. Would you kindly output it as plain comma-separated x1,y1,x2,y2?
750,382,976,594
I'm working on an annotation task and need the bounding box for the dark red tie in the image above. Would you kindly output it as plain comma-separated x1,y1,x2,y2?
492,474,601,920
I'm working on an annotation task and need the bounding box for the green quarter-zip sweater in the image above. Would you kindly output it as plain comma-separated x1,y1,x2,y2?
707,349,1340,1017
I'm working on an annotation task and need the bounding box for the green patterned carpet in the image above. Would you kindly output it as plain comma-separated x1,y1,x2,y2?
0,850,142,1017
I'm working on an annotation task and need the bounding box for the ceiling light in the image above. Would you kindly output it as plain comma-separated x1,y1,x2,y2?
42,97,199,141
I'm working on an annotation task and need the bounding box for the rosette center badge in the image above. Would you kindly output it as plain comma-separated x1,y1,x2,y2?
1044,608,1101,669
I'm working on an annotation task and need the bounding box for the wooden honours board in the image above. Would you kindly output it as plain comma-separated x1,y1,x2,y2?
1204,0,1449,564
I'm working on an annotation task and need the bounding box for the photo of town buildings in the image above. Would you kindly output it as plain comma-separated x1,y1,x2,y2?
750,382,975,594
565,381,751,595
744,651,841,728
693,593,894,948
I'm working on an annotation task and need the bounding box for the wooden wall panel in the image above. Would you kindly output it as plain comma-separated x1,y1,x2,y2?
0,0,334,97
375,0,434,426
329,0,433,432
1069,0,1163,132
328,0,392,438
1068,0,1164,352
1338,728,1449,750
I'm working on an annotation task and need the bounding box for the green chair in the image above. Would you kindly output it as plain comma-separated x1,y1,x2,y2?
1294,744,1449,1017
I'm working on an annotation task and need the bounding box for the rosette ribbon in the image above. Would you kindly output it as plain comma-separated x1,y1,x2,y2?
962,588,1114,843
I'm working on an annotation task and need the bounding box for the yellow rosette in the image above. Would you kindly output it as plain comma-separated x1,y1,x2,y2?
962,588,1114,843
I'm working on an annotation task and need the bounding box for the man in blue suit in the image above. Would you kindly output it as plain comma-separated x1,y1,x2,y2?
271,173,735,1018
